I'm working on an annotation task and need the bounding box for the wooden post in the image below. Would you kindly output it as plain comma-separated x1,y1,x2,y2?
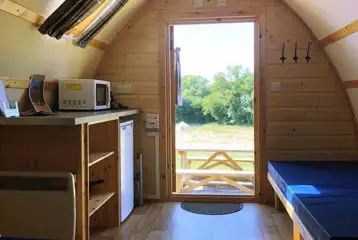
77,124,89,240
183,151,188,169
293,223,302,240
178,151,187,169
176,175,183,192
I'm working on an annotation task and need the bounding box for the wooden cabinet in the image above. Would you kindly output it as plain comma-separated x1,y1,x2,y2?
0,109,139,240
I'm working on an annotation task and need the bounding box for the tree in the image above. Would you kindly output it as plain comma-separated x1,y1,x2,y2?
176,66,254,126
202,66,254,126
226,66,254,126
201,73,232,124
176,75,212,124
182,75,209,107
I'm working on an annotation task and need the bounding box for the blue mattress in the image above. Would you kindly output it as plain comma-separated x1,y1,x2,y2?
268,161,358,240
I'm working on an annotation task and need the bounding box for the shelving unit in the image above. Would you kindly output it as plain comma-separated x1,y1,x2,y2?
89,192,115,216
0,109,139,240
89,151,115,167
88,120,120,232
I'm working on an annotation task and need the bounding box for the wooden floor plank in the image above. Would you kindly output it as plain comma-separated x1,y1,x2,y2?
91,202,292,240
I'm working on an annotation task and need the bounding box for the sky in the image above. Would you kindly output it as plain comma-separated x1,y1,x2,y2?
174,22,254,82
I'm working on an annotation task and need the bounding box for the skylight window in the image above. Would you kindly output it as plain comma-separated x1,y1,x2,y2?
38,0,128,48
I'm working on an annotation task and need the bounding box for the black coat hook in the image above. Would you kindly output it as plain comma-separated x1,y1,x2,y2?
305,42,312,63
293,42,299,63
280,42,286,63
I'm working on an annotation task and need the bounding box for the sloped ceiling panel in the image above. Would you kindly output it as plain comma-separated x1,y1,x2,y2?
96,0,150,43
325,33,358,81
12,0,64,16
284,0,357,39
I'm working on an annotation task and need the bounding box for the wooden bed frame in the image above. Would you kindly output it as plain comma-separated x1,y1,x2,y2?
267,173,314,240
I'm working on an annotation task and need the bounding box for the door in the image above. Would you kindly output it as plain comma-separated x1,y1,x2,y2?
169,22,257,198
120,120,134,222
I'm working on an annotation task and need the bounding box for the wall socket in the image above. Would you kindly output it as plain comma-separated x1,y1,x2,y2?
146,113,160,136
146,114,160,129
194,0,204,8
270,82,282,92
218,0,227,7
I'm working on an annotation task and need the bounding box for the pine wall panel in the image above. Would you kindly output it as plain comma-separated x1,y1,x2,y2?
96,0,358,201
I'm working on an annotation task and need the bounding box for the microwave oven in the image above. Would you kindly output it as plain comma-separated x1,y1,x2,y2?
59,79,111,111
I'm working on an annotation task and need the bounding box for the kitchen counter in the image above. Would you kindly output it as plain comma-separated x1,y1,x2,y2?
0,109,140,126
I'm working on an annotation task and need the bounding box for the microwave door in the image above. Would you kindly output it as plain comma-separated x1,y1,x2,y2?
95,83,109,110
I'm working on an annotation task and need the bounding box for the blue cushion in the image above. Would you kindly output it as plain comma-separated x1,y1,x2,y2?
269,161,358,240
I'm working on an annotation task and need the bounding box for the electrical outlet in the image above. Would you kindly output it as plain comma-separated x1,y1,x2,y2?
146,114,160,136
270,82,282,92
194,0,203,8
146,114,160,129
218,0,227,7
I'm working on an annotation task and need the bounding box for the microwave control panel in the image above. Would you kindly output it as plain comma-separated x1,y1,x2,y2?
59,81,93,110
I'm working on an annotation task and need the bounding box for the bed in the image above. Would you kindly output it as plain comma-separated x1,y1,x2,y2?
268,161,358,240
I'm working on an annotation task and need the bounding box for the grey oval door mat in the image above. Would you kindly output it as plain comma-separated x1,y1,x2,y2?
181,202,243,215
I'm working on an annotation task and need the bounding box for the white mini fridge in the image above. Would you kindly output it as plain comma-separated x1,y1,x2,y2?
120,120,134,222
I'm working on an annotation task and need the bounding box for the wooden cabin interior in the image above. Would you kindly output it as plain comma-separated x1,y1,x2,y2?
0,0,357,239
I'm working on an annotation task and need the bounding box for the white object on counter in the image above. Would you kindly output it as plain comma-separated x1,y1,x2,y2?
0,171,76,239
0,80,19,118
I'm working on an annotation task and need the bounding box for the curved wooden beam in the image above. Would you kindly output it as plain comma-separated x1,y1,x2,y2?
320,20,358,47
344,80,358,89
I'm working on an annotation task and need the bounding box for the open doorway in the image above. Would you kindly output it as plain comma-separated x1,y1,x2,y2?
172,22,256,197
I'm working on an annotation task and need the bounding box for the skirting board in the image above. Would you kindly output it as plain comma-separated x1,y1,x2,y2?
144,194,160,200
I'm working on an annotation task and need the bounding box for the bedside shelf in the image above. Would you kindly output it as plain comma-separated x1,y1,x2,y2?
89,192,115,217
89,151,115,167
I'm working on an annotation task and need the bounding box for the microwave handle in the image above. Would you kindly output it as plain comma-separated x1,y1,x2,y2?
107,84,111,106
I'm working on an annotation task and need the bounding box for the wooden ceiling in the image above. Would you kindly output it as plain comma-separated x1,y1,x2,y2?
283,0,358,121
95,0,151,43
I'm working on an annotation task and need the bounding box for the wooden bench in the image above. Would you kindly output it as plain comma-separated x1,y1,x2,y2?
185,156,254,170
176,169,255,195
186,156,254,162
177,149,254,170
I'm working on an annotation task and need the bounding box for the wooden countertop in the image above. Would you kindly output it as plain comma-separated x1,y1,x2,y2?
0,109,139,126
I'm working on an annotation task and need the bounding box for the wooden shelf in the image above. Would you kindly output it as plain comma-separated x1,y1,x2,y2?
89,151,115,167
89,192,115,217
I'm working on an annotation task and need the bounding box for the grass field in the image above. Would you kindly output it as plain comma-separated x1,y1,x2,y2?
175,123,254,171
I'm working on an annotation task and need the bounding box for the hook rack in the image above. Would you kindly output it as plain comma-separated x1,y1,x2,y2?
305,42,312,63
280,42,286,63
293,42,299,63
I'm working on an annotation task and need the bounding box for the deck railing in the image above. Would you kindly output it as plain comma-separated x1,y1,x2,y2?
175,148,255,194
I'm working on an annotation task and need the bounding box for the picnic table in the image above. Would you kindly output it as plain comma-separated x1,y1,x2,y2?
175,147,255,194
